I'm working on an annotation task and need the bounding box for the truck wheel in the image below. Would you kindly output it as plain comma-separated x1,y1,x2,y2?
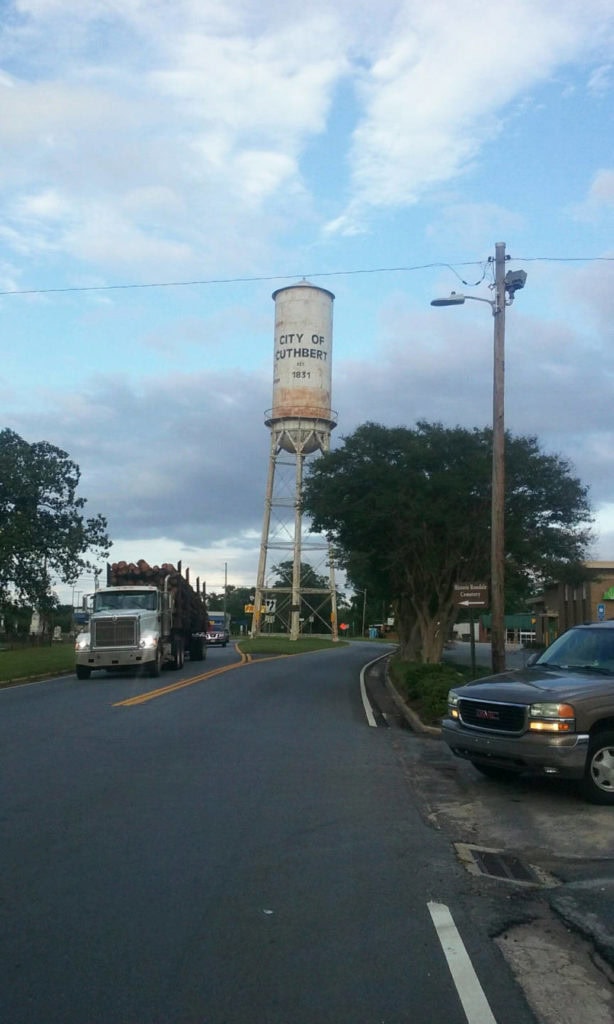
76,665,91,680
148,649,162,678
190,637,205,661
582,731,614,805
172,637,184,670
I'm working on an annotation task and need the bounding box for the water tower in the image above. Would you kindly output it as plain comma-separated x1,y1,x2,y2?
252,280,339,640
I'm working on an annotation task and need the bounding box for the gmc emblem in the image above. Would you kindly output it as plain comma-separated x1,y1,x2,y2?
476,709,499,720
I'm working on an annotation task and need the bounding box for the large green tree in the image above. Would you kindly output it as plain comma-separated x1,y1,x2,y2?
0,429,111,617
302,421,593,662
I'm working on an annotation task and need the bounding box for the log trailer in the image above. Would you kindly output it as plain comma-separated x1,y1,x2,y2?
74,560,208,679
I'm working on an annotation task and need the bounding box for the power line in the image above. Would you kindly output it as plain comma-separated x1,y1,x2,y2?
0,256,611,298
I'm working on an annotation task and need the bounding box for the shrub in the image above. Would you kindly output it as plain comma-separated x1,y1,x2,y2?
389,656,491,725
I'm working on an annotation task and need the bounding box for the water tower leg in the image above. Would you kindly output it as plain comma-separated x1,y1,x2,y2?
252,433,277,636
290,450,304,640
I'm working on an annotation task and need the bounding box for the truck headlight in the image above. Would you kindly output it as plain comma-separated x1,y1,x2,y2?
529,702,575,733
139,634,158,650
448,690,461,720
75,633,91,652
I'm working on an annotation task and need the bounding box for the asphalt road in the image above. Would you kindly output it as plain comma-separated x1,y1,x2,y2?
0,644,549,1023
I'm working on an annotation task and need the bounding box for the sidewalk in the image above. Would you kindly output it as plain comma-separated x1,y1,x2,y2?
385,667,614,972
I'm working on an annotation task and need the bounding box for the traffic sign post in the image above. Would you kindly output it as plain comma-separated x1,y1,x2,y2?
454,583,489,678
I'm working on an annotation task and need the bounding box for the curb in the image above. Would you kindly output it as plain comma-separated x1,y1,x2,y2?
384,671,442,737
547,880,614,971
0,669,74,689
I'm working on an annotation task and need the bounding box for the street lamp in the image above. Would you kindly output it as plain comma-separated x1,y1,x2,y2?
431,242,526,674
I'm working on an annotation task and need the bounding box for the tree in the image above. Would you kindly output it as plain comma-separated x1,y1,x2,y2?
207,585,255,627
302,421,593,663
0,429,111,620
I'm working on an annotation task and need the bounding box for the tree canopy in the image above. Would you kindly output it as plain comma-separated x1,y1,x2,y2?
0,428,111,614
302,421,593,662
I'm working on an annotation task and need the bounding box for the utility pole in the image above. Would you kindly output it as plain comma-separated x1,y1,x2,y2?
491,242,507,674
223,562,228,623
431,245,526,675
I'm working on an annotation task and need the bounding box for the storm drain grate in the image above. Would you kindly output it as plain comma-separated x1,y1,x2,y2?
472,849,536,883
455,843,559,888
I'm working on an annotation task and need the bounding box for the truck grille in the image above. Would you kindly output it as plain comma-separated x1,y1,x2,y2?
459,698,526,734
92,617,138,648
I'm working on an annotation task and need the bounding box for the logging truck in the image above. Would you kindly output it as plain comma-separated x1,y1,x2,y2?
74,560,208,679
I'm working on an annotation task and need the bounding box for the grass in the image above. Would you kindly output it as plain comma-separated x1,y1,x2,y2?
237,636,348,656
0,635,347,684
0,642,75,684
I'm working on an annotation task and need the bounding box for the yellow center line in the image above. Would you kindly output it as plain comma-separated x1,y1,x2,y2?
113,662,245,706
112,650,287,707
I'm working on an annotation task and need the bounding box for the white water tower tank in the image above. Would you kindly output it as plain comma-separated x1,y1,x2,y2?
268,281,335,451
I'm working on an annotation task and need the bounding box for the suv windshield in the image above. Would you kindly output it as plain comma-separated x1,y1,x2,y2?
538,627,614,675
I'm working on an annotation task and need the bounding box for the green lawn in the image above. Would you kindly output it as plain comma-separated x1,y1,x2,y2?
0,636,349,684
237,636,348,656
0,642,75,684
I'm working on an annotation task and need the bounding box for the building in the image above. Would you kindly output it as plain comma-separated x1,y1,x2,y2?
530,562,614,645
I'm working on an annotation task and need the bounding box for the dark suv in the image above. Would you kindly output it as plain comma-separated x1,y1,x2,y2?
206,627,230,647
441,621,614,804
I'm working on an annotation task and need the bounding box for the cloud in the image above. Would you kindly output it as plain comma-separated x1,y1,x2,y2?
0,2,351,274
5,367,270,542
587,63,612,95
326,0,614,232
425,202,526,250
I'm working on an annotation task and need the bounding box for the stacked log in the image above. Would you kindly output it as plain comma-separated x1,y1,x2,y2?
106,560,207,632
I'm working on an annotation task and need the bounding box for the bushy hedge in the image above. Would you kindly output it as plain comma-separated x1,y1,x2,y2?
388,657,490,726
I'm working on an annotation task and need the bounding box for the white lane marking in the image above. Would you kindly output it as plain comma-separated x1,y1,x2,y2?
428,901,498,1024
360,662,378,727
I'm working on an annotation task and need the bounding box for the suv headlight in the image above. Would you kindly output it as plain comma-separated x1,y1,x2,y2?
75,633,91,652
448,690,461,719
529,702,575,733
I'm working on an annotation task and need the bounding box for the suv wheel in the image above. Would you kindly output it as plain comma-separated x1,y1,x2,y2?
582,731,614,805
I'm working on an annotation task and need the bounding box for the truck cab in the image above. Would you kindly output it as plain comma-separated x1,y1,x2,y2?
75,585,169,679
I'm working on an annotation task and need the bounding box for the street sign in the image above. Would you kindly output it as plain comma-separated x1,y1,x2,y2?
453,582,489,608
245,600,276,613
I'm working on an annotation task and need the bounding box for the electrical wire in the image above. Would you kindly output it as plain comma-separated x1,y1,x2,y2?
0,256,611,298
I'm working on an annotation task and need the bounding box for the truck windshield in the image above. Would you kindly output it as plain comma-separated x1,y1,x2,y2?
94,591,158,612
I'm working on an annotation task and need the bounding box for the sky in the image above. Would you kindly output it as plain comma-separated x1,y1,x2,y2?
1,0,613,605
